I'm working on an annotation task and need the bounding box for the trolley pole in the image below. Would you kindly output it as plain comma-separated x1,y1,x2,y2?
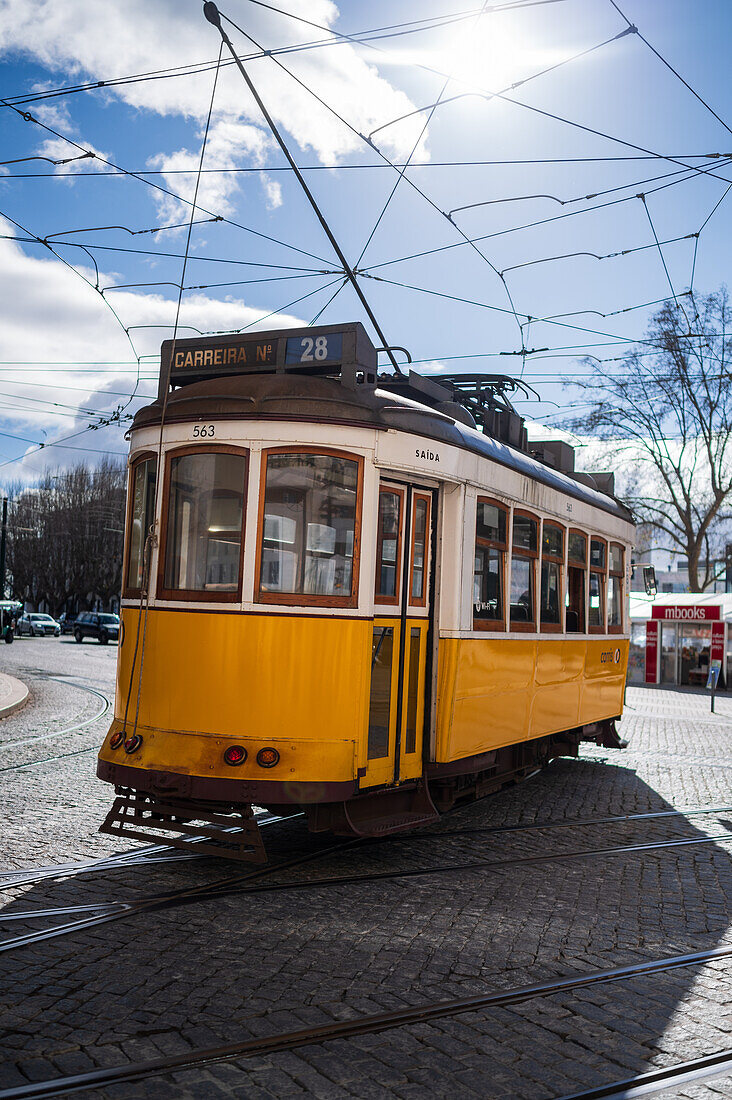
0,497,7,600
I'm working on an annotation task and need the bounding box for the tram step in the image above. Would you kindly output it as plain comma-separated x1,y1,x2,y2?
340,783,440,837
99,789,268,863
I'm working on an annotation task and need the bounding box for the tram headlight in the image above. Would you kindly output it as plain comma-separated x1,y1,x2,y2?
109,731,125,750
256,747,280,768
124,734,143,754
223,745,247,766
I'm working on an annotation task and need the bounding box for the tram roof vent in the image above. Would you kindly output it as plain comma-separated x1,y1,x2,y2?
530,439,575,474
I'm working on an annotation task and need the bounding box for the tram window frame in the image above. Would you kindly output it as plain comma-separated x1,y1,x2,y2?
473,496,508,631
409,491,432,609
608,542,625,634
540,521,564,633
254,446,364,609
157,444,249,603
374,484,405,607
509,509,538,632
566,528,587,634
123,451,158,599
589,536,608,633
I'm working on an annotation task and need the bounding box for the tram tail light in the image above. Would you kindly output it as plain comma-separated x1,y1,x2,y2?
224,745,247,766
109,731,125,750
124,734,143,754
256,747,280,768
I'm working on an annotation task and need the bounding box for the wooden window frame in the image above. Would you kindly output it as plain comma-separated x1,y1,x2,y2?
375,484,406,607
589,535,608,634
123,450,157,599
408,491,432,610
608,541,625,634
473,495,508,632
254,446,364,609
157,444,249,603
509,508,538,633
566,527,588,635
540,521,565,634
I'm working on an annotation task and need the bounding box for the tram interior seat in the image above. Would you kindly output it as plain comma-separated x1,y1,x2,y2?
566,610,580,632
510,604,530,622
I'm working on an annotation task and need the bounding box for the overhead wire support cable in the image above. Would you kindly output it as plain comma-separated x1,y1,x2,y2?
608,0,732,139
0,100,332,266
202,1,403,374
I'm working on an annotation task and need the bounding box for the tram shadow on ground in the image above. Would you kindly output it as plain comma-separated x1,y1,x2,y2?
0,754,731,1099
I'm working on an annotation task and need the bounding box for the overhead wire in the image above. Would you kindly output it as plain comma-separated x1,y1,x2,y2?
607,0,732,139
3,152,730,178
1,101,332,266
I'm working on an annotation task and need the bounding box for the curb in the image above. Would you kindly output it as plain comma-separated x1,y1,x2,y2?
0,672,30,719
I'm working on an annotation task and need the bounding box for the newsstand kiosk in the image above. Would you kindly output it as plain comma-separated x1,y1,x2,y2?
632,594,732,689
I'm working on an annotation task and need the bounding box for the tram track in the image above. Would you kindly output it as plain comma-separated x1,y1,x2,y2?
3,803,728,891
1,825,730,955
1,943,730,1099
0,676,111,773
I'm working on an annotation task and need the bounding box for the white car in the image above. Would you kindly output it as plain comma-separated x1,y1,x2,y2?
16,613,61,637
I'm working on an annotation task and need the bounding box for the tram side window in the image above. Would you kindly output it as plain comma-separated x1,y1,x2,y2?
258,451,361,605
589,537,607,631
540,523,564,630
566,530,587,633
510,512,538,629
473,498,507,629
125,455,157,593
375,487,403,603
162,450,247,597
608,543,624,632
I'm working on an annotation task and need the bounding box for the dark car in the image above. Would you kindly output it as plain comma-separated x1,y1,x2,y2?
58,612,76,635
74,612,120,645
16,613,61,637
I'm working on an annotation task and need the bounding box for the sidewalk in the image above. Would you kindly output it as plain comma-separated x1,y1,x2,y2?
0,672,29,719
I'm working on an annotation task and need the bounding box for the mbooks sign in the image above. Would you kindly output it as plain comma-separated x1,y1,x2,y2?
158,322,378,397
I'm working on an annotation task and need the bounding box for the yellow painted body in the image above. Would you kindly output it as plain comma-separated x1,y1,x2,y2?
100,607,628,790
436,637,629,761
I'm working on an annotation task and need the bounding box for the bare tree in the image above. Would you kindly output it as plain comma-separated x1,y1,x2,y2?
5,459,126,612
568,289,732,591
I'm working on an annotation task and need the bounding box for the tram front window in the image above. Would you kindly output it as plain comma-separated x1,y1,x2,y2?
258,451,360,603
163,450,247,595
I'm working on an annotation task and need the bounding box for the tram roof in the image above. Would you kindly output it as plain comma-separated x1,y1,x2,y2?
132,372,633,524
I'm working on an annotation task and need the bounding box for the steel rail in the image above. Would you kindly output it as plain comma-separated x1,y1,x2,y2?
555,1048,732,1099
0,813,297,888
4,801,727,890
384,803,732,843
0,679,110,751
1,944,730,1099
1,831,729,955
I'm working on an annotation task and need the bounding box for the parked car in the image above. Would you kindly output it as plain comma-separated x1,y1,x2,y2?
16,613,61,637
73,612,120,645
58,612,76,635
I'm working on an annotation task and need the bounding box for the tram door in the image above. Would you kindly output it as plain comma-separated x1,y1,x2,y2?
363,481,434,788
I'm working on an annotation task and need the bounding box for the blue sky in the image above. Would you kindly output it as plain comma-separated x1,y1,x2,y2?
0,0,731,481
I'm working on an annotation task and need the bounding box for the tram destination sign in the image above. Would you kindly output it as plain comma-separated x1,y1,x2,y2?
159,322,377,397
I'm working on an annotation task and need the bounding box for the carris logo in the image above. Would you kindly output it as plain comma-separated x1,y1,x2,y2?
601,649,622,665
415,448,440,462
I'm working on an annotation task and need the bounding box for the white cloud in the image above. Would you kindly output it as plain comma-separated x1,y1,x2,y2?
0,0,429,191
0,222,307,483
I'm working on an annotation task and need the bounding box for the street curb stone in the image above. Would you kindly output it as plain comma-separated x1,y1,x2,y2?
0,671,29,719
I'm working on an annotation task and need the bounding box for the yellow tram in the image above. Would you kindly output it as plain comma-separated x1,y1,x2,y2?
98,322,634,861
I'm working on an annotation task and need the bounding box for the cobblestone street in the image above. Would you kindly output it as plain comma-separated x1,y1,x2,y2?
1,638,731,1098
